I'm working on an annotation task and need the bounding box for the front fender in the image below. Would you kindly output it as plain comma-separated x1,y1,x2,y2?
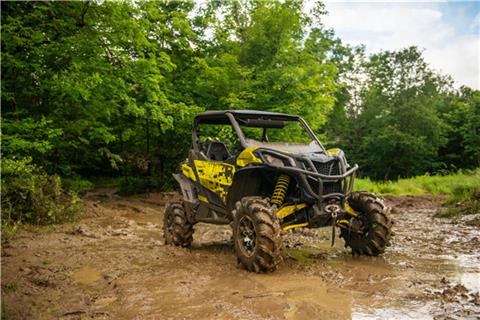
226,166,277,213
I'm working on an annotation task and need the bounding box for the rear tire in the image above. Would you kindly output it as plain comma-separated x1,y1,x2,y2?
164,202,194,247
341,192,392,256
232,197,283,273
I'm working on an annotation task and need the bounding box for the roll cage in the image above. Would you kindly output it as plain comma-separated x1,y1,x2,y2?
191,110,326,154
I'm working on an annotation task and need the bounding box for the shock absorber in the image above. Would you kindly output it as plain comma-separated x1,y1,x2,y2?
271,174,290,207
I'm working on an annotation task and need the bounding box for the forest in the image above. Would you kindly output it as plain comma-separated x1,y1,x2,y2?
1,0,479,230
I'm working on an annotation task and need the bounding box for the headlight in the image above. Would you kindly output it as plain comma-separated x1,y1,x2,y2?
264,154,285,167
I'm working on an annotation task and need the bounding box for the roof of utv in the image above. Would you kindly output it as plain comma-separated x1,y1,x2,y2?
195,110,300,124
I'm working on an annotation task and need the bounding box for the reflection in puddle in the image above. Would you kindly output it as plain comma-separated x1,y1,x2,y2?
353,306,435,320
458,273,480,292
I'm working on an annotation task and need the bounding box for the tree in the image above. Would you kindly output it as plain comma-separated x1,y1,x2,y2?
1,1,200,189
438,87,480,170
192,0,339,130
324,47,452,180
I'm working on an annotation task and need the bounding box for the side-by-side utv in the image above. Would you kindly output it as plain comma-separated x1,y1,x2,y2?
164,110,392,273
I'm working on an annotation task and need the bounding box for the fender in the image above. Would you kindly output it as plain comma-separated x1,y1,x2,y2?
226,166,277,213
173,173,196,202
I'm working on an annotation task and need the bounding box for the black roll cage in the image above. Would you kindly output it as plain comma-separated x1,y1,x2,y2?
192,111,326,153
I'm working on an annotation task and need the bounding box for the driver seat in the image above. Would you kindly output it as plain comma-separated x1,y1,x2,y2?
206,140,231,161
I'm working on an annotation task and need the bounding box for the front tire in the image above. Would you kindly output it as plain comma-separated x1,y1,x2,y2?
232,197,283,273
164,202,194,247
341,192,393,256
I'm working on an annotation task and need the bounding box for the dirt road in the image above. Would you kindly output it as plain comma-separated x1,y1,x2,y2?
2,191,479,319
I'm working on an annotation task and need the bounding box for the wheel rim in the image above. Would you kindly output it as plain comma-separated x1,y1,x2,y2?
237,216,257,257
348,212,372,240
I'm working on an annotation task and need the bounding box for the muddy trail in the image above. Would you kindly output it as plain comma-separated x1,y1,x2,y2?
2,191,480,320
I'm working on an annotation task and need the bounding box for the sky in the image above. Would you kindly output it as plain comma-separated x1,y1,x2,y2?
320,1,480,89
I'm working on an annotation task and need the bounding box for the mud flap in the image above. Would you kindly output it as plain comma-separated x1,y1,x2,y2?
173,174,196,202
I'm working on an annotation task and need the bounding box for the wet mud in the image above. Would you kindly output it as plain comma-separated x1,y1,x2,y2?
2,192,479,319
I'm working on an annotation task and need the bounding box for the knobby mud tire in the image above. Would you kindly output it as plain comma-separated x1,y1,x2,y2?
163,202,194,248
232,197,283,273
341,192,393,256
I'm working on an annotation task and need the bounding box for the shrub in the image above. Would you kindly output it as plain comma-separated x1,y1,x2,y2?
1,158,82,240
62,176,94,194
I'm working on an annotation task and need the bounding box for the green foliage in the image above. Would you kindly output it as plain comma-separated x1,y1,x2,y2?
61,176,94,194
354,169,480,197
436,174,480,217
1,1,200,189
194,0,338,127
1,117,63,159
1,158,82,241
437,87,480,170
1,0,478,197
327,47,450,180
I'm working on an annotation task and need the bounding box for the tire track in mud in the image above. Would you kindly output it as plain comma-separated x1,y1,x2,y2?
1,192,479,319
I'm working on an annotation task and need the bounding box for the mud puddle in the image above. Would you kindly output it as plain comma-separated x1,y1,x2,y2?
72,266,102,285
2,192,479,319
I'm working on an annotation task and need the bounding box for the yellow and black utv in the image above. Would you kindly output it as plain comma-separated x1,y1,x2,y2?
164,110,392,273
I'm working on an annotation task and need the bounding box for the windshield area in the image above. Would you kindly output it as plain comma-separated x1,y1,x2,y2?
236,116,323,153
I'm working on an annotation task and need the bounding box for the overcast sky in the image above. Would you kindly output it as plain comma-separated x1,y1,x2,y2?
320,1,480,89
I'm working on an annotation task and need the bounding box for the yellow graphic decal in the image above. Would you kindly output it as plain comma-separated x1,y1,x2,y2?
344,202,359,217
198,195,209,203
236,147,262,167
276,203,307,219
194,160,235,203
282,223,308,231
181,163,196,181
326,148,341,156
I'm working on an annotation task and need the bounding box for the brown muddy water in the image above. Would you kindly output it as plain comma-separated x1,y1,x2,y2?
2,192,479,319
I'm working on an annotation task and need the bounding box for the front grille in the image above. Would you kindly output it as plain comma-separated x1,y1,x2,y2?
311,159,342,195
313,160,340,176
323,181,342,194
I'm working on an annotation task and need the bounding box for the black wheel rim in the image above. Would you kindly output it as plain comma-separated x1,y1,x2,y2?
349,212,372,240
238,216,257,257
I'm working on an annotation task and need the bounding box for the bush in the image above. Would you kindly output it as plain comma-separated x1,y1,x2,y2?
62,176,94,194
1,158,82,240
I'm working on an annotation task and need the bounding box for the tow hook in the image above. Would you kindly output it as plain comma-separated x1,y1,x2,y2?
325,204,341,246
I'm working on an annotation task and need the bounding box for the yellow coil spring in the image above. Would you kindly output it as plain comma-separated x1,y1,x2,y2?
271,175,290,207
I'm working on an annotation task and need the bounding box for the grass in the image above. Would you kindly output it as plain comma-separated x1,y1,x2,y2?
354,169,480,197
355,169,480,217
62,176,94,194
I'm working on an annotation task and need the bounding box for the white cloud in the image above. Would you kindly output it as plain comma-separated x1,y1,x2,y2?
321,2,480,89
424,35,479,88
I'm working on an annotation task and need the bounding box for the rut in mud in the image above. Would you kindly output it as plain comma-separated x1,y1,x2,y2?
2,191,480,319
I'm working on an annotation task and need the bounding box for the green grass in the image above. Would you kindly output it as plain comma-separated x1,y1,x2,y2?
354,168,480,197
62,176,94,194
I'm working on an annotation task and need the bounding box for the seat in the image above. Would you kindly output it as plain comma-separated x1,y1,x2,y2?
206,140,231,161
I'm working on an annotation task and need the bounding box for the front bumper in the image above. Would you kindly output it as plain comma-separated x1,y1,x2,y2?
257,149,358,202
